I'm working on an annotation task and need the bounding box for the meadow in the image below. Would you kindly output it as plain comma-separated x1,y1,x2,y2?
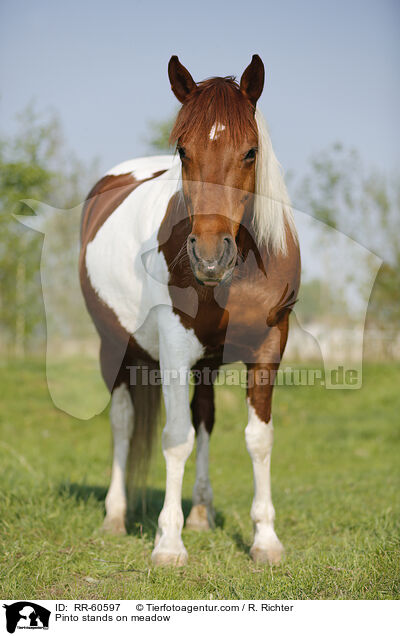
0,358,399,599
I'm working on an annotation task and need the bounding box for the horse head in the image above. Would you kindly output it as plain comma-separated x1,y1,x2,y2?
168,54,265,286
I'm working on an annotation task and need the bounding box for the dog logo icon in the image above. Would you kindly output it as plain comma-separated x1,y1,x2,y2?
3,602,50,633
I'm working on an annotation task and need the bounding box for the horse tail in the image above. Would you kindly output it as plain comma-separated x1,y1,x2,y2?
126,362,162,508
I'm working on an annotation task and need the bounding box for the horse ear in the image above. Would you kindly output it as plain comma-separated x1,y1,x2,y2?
240,55,265,107
168,56,196,103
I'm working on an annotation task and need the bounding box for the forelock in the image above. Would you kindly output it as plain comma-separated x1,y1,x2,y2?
170,77,257,146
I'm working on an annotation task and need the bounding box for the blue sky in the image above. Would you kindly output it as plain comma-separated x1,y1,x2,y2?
1,0,399,187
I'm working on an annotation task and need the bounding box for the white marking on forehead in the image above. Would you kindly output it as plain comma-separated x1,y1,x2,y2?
209,122,226,141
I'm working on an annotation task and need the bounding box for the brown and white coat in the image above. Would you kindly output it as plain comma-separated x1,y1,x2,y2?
79,55,300,565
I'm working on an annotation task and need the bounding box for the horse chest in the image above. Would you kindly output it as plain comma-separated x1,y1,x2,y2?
169,280,277,360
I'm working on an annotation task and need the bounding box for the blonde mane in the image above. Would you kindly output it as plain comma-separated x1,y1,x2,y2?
254,109,297,255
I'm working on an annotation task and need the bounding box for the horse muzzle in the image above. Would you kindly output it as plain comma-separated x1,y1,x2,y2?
187,233,236,286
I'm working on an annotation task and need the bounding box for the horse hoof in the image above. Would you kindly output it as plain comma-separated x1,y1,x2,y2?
186,504,214,531
250,542,284,565
102,516,127,536
151,549,188,567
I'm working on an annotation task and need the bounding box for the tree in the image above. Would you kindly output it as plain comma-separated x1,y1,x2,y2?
297,144,400,331
0,105,98,356
145,113,177,152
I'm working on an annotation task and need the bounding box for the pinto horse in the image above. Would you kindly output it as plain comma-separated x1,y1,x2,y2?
79,55,300,566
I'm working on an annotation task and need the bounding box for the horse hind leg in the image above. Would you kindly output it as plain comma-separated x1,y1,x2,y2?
103,382,134,535
186,381,215,531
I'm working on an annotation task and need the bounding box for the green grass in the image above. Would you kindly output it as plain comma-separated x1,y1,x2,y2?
0,358,399,599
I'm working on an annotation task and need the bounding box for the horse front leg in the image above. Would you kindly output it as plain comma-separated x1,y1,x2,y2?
245,360,284,565
152,373,194,566
151,310,203,566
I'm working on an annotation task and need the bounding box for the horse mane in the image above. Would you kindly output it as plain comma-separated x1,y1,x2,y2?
254,108,297,255
170,76,297,255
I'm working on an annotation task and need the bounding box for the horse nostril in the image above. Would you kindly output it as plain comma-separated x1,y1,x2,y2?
188,234,200,262
219,235,236,267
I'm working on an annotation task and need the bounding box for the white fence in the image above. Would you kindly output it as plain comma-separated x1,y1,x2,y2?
286,322,400,362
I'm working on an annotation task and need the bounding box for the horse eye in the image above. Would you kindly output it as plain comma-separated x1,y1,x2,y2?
244,148,257,161
177,146,186,160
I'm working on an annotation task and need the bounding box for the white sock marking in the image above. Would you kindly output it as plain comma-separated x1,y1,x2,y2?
245,400,281,554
